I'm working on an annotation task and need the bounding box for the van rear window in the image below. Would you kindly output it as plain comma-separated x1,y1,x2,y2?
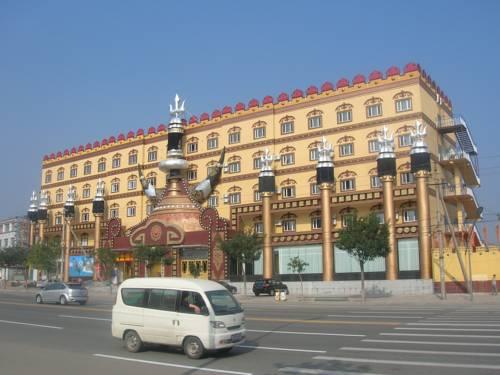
121,288,146,307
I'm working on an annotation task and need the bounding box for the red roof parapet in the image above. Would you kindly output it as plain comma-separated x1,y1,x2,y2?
321,82,334,92
262,96,273,105
307,85,319,95
336,78,349,89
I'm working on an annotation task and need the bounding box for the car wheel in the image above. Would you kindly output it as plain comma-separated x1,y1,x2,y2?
183,336,205,359
254,292,260,296
124,330,143,353
59,295,67,305
35,295,43,304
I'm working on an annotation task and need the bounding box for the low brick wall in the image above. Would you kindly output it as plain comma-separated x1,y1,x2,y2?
433,281,495,294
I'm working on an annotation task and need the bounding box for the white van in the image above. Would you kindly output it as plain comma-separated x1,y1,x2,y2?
112,277,246,359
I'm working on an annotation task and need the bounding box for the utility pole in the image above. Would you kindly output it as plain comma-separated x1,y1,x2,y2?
436,185,446,300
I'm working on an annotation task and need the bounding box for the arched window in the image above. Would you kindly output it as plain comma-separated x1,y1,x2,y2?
83,161,92,175
82,184,91,199
55,212,63,225
128,150,138,165
308,141,321,161
396,125,414,148
252,184,261,202
109,204,119,219
337,136,355,157
307,109,323,129
253,215,263,234
400,201,417,223
127,201,136,217
147,146,158,162
111,178,120,193
70,164,78,178
227,156,241,174
340,207,357,227
208,190,219,208
280,146,295,166
369,168,381,188
56,189,64,203
207,132,219,150
280,213,296,232
187,165,198,181
393,91,413,113
146,172,156,187
206,160,218,177
310,210,322,230
186,137,199,154
80,233,89,247
280,178,296,199
308,176,319,195
228,127,241,145
336,103,353,124
226,186,241,205
112,153,121,169
45,170,52,184
98,158,106,172
128,175,137,190
81,208,90,223
370,204,384,223
252,121,266,140
57,167,65,181
280,115,295,135
338,170,357,192
252,151,264,170
364,97,383,118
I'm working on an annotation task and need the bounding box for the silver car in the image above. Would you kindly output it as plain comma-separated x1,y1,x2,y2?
35,282,88,305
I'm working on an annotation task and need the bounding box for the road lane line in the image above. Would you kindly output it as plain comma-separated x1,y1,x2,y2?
279,367,386,374
0,319,63,330
312,356,500,370
247,329,365,337
381,332,500,338
247,317,399,326
328,314,423,319
363,339,500,347
237,345,326,353
348,311,434,315
408,322,500,327
59,314,111,321
396,327,500,332
341,346,500,357
0,300,108,312
93,354,252,375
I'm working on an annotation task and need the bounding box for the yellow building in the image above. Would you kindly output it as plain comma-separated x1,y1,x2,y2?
37,62,485,285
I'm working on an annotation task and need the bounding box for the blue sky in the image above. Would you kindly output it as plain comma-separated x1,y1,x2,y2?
1,1,499,241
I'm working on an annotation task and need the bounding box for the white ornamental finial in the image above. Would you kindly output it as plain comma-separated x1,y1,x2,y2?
39,190,49,209
66,185,76,204
377,126,395,158
317,136,333,162
169,94,185,120
260,148,277,173
410,120,428,154
29,191,38,210
95,178,105,200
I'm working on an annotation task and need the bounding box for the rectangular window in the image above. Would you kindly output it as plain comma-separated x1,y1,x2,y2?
396,98,412,112
208,195,218,208
57,171,64,181
129,154,138,165
368,140,380,153
282,219,296,232
56,193,63,203
281,186,295,198
128,179,137,190
375,212,385,224
111,183,119,193
229,193,241,204
254,190,261,202
81,213,89,223
309,148,319,161
82,188,91,198
340,179,355,192
70,168,77,178
253,157,262,170
187,170,197,181
253,127,265,139
310,183,320,195
337,110,352,124
371,176,382,188
98,162,106,172
399,134,412,147
45,174,52,184
112,158,121,169
121,288,146,307
339,143,354,157
281,153,294,166
207,137,218,150
127,206,136,217
308,116,322,129
228,162,240,173
147,176,156,187
254,222,263,234
110,208,119,218
147,289,177,311
342,214,354,227
400,172,415,185
228,132,240,144
311,216,322,229
187,142,198,153
281,121,294,134
148,150,157,162
84,164,92,175
55,216,63,225
403,209,417,222
366,104,382,118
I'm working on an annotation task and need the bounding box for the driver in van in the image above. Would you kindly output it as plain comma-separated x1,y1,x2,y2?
180,292,201,314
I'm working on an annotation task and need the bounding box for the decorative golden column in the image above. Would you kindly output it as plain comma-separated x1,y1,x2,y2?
410,120,432,279
92,178,105,281
258,148,277,279
63,186,76,282
316,137,334,281
377,127,398,280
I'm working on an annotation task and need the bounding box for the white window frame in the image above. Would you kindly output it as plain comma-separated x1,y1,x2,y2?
229,192,241,204
281,153,295,166
207,137,218,150
337,110,352,124
309,148,319,161
254,190,262,202
253,157,262,170
208,195,218,208
128,179,137,190
308,116,322,129
70,166,77,178
366,103,382,118
128,153,138,165
148,149,158,162
110,207,119,219
403,208,417,222
253,127,266,139
55,215,63,225
228,132,240,144
84,163,92,175
82,187,91,198
399,133,412,147
340,179,355,192
254,222,263,234
112,157,121,169
281,121,294,134
400,172,415,185
57,170,64,181
375,212,385,224
281,186,295,198
311,216,322,229
371,176,382,188
56,192,63,203
368,139,380,153
310,183,320,195
339,143,354,157
187,169,197,181
111,181,119,193
282,219,296,232
187,142,198,153
396,98,412,112
45,173,52,184
98,160,106,172
228,162,241,174
127,206,136,217
81,212,90,223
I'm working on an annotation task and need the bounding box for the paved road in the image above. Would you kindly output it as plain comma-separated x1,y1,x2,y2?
1,288,500,375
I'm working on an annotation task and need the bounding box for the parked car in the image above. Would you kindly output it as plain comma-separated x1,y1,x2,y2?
35,282,88,305
217,280,237,294
252,278,289,296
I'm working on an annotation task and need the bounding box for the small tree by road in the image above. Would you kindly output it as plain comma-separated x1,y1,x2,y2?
288,256,309,298
133,245,166,277
96,248,117,281
189,262,201,278
0,246,29,288
27,241,60,282
335,213,389,302
218,230,262,296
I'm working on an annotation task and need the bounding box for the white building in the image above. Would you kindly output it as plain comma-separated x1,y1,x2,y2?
0,216,30,282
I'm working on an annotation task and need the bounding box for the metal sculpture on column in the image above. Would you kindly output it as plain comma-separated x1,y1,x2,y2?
92,178,105,280
37,191,49,243
377,127,398,280
410,120,432,279
27,191,38,247
259,148,277,279
63,185,76,282
316,137,334,281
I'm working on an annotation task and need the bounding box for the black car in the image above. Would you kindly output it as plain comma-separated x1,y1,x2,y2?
217,280,237,294
252,278,289,296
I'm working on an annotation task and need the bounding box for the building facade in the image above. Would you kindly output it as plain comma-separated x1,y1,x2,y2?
0,217,29,250
35,62,481,282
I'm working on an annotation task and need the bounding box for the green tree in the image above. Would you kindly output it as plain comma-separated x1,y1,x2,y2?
27,241,61,281
96,248,117,281
133,245,166,277
288,256,309,298
218,229,262,296
188,261,201,278
0,246,29,288
336,213,389,302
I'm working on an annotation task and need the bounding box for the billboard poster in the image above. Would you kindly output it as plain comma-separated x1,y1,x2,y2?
69,255,94,278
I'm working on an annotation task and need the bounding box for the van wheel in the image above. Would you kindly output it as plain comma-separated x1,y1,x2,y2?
124,331,143,353
183,336,205,359
35,295,43,304
59,295,67,305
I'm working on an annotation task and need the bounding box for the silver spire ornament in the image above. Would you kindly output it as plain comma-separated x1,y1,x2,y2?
259,148,278,177
410,120,428,155
29,191,38,211
169,93,185,121
377,126,396,159
95,178,105,201
317,136,334,167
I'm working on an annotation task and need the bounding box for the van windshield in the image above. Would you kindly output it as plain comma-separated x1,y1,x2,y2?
205,290,243,315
